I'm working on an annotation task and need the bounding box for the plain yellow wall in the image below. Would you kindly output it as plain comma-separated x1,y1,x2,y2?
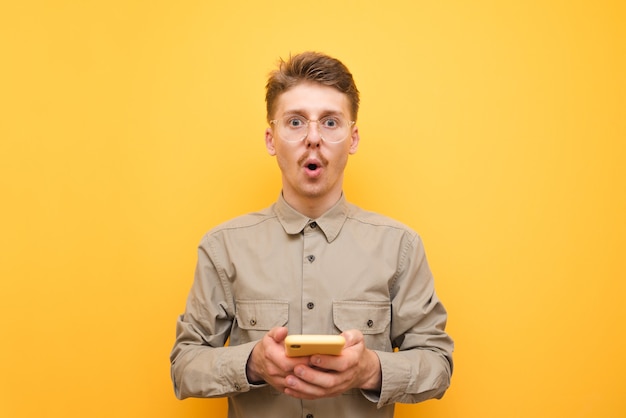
1,1,624,417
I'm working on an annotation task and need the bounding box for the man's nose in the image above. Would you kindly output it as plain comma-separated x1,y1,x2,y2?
304,121,322,147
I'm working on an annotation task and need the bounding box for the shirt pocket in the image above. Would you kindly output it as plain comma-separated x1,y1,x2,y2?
234,300,289,343
332,301,392,352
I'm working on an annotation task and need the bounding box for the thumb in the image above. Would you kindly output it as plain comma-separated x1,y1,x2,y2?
341,329,364,348
267,326,289,343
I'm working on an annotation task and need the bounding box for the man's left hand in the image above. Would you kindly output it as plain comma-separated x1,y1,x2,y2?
282,329,382,400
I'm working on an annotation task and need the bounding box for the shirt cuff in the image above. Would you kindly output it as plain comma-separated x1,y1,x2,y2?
374,350,412,406
218,340,261,394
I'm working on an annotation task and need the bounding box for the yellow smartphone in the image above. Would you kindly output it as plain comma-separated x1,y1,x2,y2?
284,334,346,357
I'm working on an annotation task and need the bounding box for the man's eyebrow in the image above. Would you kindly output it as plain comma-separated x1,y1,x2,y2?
281,109,345,118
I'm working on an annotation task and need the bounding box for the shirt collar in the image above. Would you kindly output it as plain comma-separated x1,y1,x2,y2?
274,193,349,243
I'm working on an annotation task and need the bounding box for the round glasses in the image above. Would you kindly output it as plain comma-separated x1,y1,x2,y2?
270,115,355,144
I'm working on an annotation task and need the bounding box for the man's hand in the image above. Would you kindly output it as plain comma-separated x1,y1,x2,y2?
246,327,310,389
282,329,382,400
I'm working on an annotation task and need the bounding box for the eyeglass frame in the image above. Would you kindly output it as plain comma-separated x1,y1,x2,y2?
269,115,356,144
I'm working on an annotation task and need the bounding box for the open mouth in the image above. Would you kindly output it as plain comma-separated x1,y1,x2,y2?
302,157,324,176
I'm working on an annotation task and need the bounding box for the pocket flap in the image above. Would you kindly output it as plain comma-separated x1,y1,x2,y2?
333,301,391,334
235,300,289,331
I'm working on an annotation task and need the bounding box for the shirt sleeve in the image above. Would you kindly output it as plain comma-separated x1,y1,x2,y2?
375,232,454,406
170,235,255,399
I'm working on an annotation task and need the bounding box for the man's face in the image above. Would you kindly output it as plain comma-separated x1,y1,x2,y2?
265,82,359,211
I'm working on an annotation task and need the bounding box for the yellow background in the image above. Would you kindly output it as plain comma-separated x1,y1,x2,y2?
1,1,624,417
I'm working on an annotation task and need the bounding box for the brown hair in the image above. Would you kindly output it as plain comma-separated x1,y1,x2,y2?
265,51,360,122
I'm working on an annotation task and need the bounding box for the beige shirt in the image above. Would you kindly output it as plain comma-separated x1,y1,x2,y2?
170,194,453,418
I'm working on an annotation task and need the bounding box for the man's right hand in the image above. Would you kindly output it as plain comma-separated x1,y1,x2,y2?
246,327,310,389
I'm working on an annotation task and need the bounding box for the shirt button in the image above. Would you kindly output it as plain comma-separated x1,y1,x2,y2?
307,302,315,310
310,221,318,228
234,384,241,391
367,319,374,328
306,255,316,263
249,319,257,326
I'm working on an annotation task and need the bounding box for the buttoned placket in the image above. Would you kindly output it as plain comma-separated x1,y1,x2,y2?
301,219,326,417
301,220,323,335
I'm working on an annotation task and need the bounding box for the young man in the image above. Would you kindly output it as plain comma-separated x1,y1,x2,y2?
170,51,453,417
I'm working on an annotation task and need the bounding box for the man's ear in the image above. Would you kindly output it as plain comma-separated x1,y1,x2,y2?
348,126,360,155
265,127,276,156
